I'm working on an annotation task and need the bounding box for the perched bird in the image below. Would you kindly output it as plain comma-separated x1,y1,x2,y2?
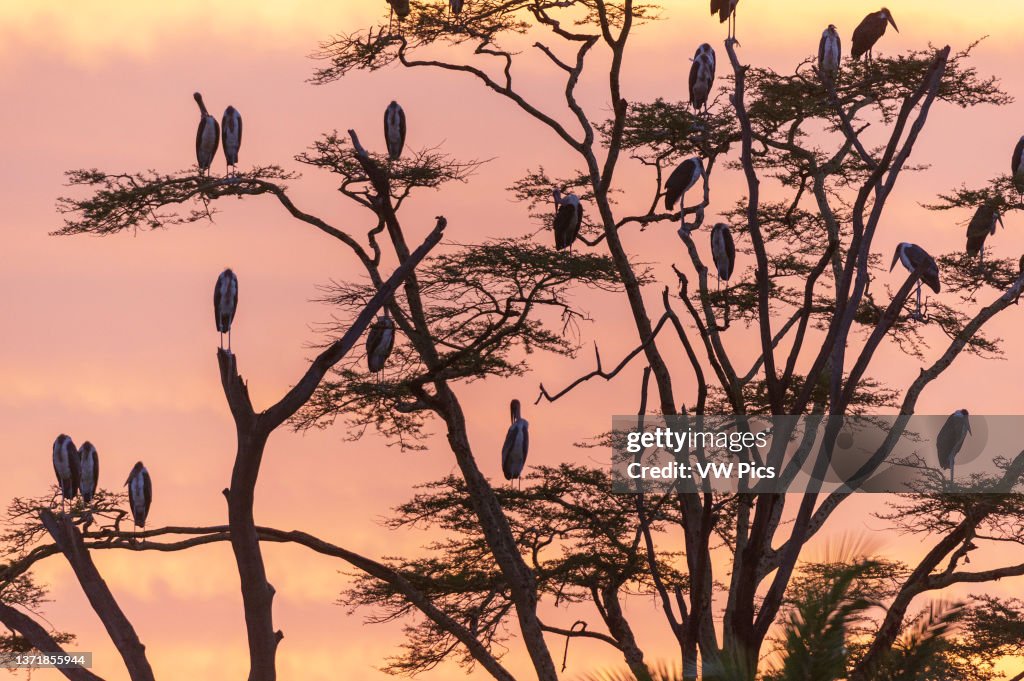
125,462,152,531
890,242,940,320
665,157,705,222
936,409,971,483
387,0,411,31
965,203,1003,258
851,8,898,61
214,269,239,351
450,0,464,15
710,222,736,288
78,442,99,505
1012,136,1024,196
501,399,529,487
818,25,841,79
366,312,396,376
221,105,242,175
689,44,716,111
52,434,81,511
552,189,583,251
710,0,739,40
194,92,220,176
384,101,407,161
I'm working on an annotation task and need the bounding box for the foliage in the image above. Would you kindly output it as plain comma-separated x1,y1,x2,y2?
292,238,628,447
340,465,686,675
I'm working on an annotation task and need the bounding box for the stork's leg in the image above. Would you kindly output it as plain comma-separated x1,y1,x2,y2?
916,283,922,320
228,329,232,352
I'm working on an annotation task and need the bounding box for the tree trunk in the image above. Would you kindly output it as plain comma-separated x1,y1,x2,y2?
218,352,280,681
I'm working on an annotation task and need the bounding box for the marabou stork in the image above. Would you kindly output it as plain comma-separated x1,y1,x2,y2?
387,0,411,33
1012,135,1024,197
221,106,242,176
214,269,239,351
689,44,716,112
851,8,898,62
194,92,220,176
501,399,529,488
78,442,99,505
966,203,1003,258
553,189,583,251
818,25,841,80
52,434,80,512
384,101,407,161
710,0,739,41
936,409,971,483
665,157,705,227
450,0,464,15
366,312,396,377
710,222,735,289
125,462,152,534
890,242,940,321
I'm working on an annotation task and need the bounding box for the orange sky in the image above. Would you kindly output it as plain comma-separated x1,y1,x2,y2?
2,1,1024,679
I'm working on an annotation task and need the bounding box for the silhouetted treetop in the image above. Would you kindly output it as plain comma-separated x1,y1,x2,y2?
296,133,487,209
310,1,659,84
55,166,296,236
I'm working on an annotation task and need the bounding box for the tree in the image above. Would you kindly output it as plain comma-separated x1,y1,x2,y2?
2,2,1024,681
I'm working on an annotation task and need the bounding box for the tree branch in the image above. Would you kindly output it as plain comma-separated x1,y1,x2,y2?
535,313,670,404
0,603,104,681
38,510,154,681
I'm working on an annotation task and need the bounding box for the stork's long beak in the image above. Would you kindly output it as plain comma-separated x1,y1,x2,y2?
997,212,1005,230
966,416,973,435
888,16,900,33
889,251,900,272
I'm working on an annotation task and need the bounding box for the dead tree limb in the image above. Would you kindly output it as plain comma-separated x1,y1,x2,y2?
535,313,670,404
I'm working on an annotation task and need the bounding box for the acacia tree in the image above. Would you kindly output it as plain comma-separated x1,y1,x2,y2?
304,2,1024,679
3,2,1024,681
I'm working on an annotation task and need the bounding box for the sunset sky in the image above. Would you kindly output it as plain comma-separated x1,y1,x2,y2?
2,1,1024,679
